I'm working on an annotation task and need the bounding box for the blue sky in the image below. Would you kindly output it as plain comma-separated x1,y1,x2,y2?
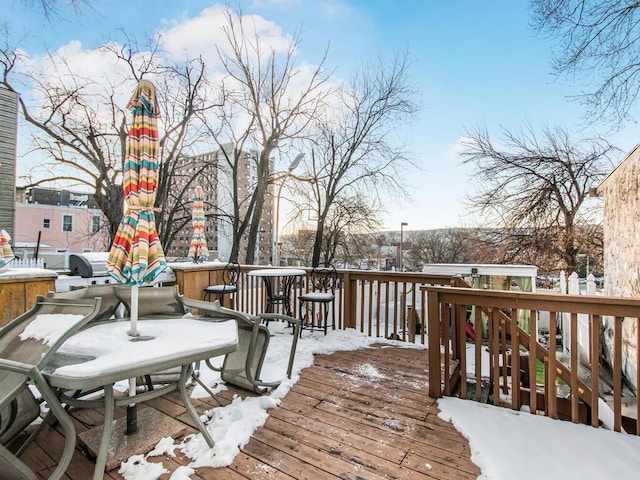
6,0,639,230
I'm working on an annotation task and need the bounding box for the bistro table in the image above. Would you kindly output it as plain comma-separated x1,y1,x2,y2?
41,317,238,480
247,268,306,317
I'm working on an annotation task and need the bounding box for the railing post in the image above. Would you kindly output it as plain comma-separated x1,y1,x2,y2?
343,272,357,329
427,290,442,398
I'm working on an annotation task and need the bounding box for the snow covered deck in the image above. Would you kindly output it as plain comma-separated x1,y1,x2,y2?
12,344,477,479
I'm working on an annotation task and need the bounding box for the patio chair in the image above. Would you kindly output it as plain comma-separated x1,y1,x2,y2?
298,265,337,335
181,298,301,393
0,296,101,480
115,284,186,319
49,283,123,322
203,261,240,308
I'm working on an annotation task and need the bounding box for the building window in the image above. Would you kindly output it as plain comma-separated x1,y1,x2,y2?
43,218,50,229
92,215,101,233
62,214,73,232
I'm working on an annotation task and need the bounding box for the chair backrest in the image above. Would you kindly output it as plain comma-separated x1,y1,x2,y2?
309,265,337,293
222,262,240,287
50,284,121,323
0,296,101,450
0,296,102,368
187,299,269,392
115,285,185,318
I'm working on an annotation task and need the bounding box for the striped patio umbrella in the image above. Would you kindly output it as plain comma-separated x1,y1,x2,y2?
187,185,209,263
0,229,14,268
106,79,167,336
106,79,166,435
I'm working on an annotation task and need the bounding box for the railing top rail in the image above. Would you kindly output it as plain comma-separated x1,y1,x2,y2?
422,285,640,317
333,269,470,285
233,266,469,286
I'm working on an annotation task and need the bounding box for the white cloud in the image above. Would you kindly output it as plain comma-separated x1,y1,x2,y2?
21,40,139,123
448,135,474,158
157,5,293,69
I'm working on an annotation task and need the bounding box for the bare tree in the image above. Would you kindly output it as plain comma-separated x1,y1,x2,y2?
216,7,330,264
316,194,381,266
20,0,91,19
292,54,416,266
1,37,215,251
531,0,640,125
198,78,260,263
409,229,470,267
460,124,614,271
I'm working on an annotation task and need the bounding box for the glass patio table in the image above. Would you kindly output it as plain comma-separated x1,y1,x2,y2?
42,317,238,480
247,268,306,317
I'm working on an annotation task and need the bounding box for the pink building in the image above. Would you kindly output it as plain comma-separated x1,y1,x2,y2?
14,189,110,261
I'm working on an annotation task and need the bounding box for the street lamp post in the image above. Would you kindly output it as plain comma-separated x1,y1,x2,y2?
273,153,305,266
399,222,408,271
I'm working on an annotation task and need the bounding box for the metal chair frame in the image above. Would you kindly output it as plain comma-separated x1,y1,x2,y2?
0,296,102,480
203,262,240,307
298,265,337,335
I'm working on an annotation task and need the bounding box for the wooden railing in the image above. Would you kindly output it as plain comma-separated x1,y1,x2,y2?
424,286,640,435
232,267,469,341
172,263,640,435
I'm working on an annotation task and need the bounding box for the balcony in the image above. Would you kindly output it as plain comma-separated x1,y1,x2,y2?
7,264,640,478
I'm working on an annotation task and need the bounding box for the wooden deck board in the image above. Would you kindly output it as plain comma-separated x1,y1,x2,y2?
14,345,479,479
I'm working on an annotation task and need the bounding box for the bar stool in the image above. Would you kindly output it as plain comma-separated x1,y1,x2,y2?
298,265,337,335
203,261,240,308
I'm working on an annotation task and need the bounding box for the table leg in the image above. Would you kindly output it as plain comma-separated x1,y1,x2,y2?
283,276,296,317
260,277,273,313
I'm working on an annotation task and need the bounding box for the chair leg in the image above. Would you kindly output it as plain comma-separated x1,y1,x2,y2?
323,303,329,335
33,372,78,480
93,385,115,480
179,365,215,447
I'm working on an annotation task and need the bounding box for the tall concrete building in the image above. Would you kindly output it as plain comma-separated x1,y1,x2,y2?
169,146,273,264
0,87,19,240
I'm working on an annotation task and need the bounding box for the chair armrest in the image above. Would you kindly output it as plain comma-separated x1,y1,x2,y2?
0,358,34,375
181,297,231,318
256,313,301,327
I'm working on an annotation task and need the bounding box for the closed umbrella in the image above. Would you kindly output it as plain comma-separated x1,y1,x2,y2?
0,230,14,268
106,78,167,338
187,185,209,263
106,79,166,435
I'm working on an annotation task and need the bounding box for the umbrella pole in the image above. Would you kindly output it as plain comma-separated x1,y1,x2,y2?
126,378,138,435
129,283,139,337
126,284,139,434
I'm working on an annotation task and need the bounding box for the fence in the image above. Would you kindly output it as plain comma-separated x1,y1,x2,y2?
425,285,640,435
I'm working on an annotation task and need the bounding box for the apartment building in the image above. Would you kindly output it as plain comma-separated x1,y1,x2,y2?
169,147,274,264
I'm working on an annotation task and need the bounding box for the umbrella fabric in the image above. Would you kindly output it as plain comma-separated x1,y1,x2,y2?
0,229,14,268
106,79,166,285
187,185,209,263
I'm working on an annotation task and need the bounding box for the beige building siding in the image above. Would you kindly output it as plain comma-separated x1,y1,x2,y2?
597,144,640,388
0,87,18,239
599,144,640,298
